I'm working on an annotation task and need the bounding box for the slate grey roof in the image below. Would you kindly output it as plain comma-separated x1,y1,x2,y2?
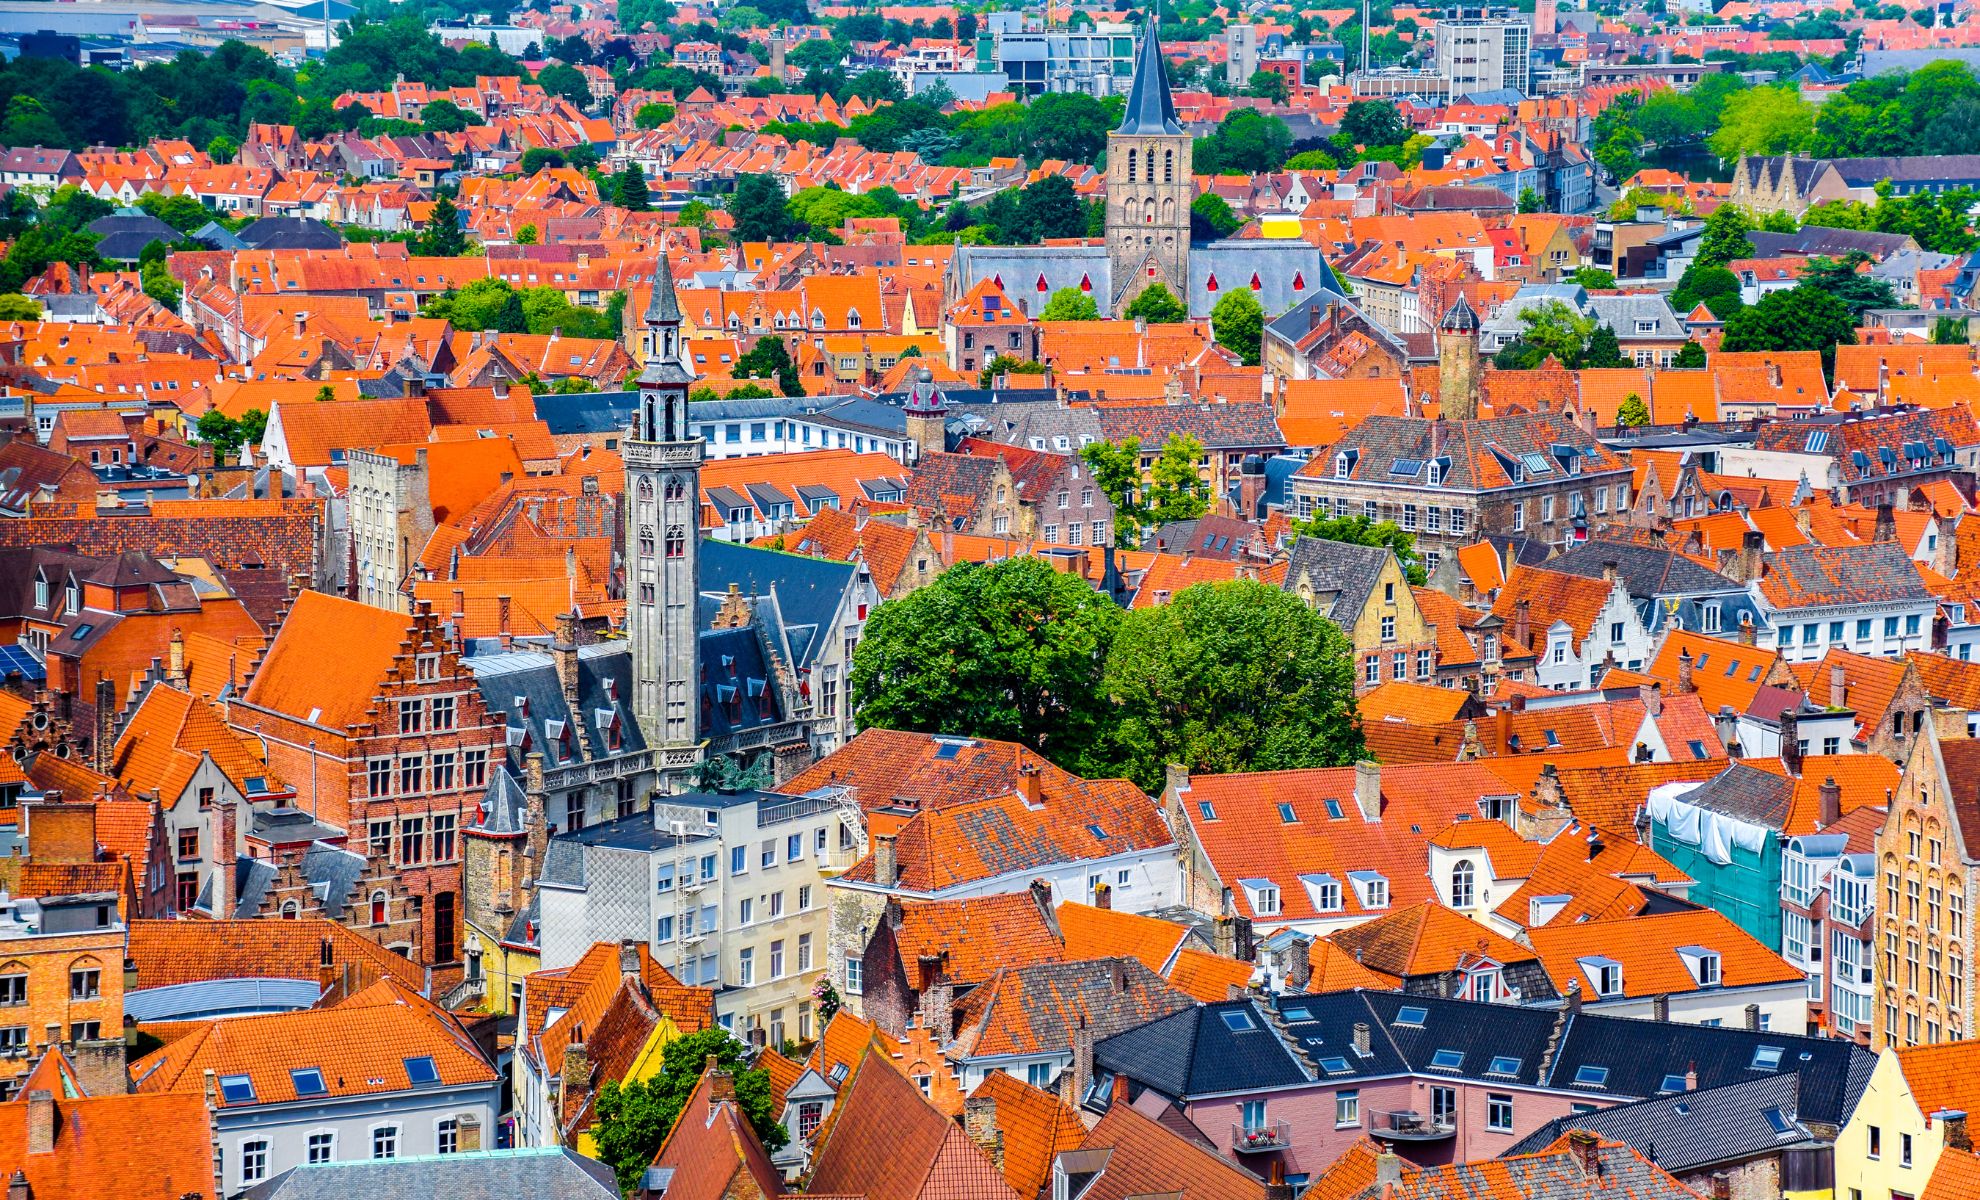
1668,761,1798,828
1505,1073,1809,1172
534,389,637,436
467,642,647,774
236,217,344,251
477,765,527,836
1281,536,1392,625
200,840,366,919
1548,539,1741,600
241,1147,618,1200
701,538,856,673
1746,227,1917,261
952,240,1340,320
86,213,182,263
645,250,683,324
1118,26,1182,136
1479,284,1683,344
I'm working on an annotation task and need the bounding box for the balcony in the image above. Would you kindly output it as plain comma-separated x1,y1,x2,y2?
818,845,859,876
1231,1122,1291,1153
1370,1110,1457,1141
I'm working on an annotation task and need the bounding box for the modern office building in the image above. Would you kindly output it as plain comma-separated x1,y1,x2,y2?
1434,8,1532,94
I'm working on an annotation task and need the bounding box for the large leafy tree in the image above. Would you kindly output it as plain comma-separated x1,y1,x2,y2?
728,173,794,243
1104,580,1365,793
1694,204,1756,271
413,194,468,257
734,335,802,396
1193,108,1293,174
1707,86,1814,158
1719,284,1857,372
848,556,1124,773
1015,174,1087,241
1148,434,1210,526
1799,253,1896,318
1080,439,1148,548
1040,287,1100,321
1210,288,1264,366
592,1029,785,1195
1124,282,1188,324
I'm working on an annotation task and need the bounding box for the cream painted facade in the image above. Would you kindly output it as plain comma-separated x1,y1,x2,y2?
1835,1048,1957,1200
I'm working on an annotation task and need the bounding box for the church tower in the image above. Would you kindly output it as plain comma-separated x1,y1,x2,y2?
627,255,704,775
1106,23,1192,316
1437,293,1482,422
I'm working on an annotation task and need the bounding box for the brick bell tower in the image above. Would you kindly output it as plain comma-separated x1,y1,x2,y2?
1106,21,1193,316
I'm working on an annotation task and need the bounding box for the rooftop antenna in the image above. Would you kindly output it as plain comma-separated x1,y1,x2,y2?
1362,0,1372,72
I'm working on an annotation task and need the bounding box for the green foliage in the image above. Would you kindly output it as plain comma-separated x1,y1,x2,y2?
514,223,538,245
1671,262,1743,318
592,1029,785,1196
1190,192,1242,240
137,192,212,235
1518,187,1544,214
735,335,803,395
0,294,40,321
1708,86,1815,158
729,173,795,243
1696,204,1758,270
1040,287,1100,321
1290,511,1427,586
1618,392,1651,427
194,407,267,459
412,194,469,257
1802,182,1979,253
534,62,591,106
1809,60,1980,157
1673,341,1708,369
1019,91,1113,164
1513,300,1595,367
848,556,1125,775
1148,434,1211,527
1124,283,1188,325
1582,324,1627,369
1246,68,1290,103
1933,315,1971,345
635,102,676,129
419,98,471,132
1339,99,1411,148
614,165,651,211
1568,266,1616,290
1798,253,1896,317
423,278,622,337
977,354,1047,388
1103,581,1366,794
1194,108,1293,174
1080,439,1148,548
1719,284,1857,372
1210,288,1264,366
140,260,180,309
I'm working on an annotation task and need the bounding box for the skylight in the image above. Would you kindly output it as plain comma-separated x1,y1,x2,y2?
1430,1049,1464,1070
1320,1057,1352,1075
1396,1005,1429,1026
1220,1009,1257,1033
290,1068,326,1096
1324,798,1344,820
1277,802,1298,823
403,1056,440,1086
1199,801,1218,821
218,1075,257,1105
1574,1065,1609,1087
1282,1006,1313,1021
1750,1046,1784,1071
1489,1056,1521,1075
1660,1073,1688,1093
1765,1108,1796,1136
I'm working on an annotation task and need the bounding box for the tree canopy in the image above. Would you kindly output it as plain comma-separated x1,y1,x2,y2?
592,1029,785,1195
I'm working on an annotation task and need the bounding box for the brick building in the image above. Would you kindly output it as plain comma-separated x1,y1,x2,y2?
227,591,505,966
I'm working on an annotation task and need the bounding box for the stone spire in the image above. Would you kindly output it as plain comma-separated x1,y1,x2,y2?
1118,22,1182,136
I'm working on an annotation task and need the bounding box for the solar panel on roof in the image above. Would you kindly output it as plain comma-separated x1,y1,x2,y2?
1390,458,1423,477
1805,430,1830,453
0,645,44,683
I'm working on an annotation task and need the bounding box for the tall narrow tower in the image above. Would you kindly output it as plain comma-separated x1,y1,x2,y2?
1437,293,1482,423
626,255,704,773
1106,22,1192,315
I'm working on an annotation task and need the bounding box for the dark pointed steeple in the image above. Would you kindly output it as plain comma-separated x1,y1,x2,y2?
1117,21,1182,136
644,250,683,325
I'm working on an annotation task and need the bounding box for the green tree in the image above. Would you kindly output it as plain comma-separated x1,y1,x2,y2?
0,294,39,321
419,98,471,132
1582,324,1627,369
1518,187,1545,213
1148,434,1210,526
1670,262,1744,317
1210,288,1264,366
728,173,793,243
1289,512,1426,585
1018,91,1111,163
535,62,591,106
1124,282,1188,325
1719,284,1858,372
519,147,568,175
413,193,468,257
1799,252,1896,318
515,223,538,245
614,165,652,211
140,260,180,309
1695,204,1756,270
1246,68,1290,103
1618,392,1651,426
1568,266,1616,290
735,334,802,395
592,1029,786,1195
1103,580,1366,793
206,134,239,164
1337,99,1411,147
1080,439,1149,547
635,102,676,128
977,354,1047,388
1516,299,1596,366
137,192,214,234
1040,287,1100,321
1933,315,1971,345
1673,340,1708,369
1015,175,1086,241
1708,86,1814,158
1190,192,1242,240
1193,108,1293,174
847,556,1125,773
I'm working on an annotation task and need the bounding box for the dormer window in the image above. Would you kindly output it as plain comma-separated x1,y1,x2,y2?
65,579,78,614
1301,873,1342,913
1580,955,1623,997
1335,450,1356,479
1427,460,1443,486
32,573,46,610
1349,871,1389,909
1241,878,1282,916
1679,946,1722,987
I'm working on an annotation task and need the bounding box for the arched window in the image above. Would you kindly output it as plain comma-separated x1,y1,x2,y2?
637,478,654,501
1145,150,1156,183
665,477,687,502
1164,149,1174,182
1451,860,1475,908
281,901,299,920
1127,148,1137,181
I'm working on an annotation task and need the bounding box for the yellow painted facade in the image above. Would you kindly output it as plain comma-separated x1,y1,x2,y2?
464,919,539,1018
1835,1048,1951,1200
572,1014,688,1159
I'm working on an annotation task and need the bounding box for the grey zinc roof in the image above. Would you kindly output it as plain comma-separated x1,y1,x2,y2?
1117,26,1182,136
1548,539,1741,600
1186,241,1340,321
1504,1073,1809,1171
241,1147,619,1200
955,243,1110,319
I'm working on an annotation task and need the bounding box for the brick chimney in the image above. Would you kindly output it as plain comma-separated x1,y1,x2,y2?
25,1091,53,1155
1711,1174,1731,1200
552,611,581,710
873,833,897,888
706,1055,736,1103
1353,761,1381,821
92,679,115,772
1567,1129,1601,1174
619,940,642,981
7,1170,26,1200
1819,776,1841,828
1779,708,1802,777
1830,663,1848,709
1744,1003,1760,1030
1874,501,1896,544
1943,1110,1973,1152
212,798,237,918
457,1112,483,1152
1015,762,1041,808
523,752,548,884
963,1092,1004,1171
497,594,512,649
1093,881,1112,910
1676,649,1695,695
1353,1021,1371,1057
1375,1150,1404,1186
1514,598,1531,648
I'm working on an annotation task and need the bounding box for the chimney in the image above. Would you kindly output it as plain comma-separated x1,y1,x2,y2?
497,594,512,649
619,940,641,980
1094,881,1112,910
1830,663,1848,709
1353,761,1381,821
1738,613,1756,646
561,1036,592,1105
552,611,581,709
1565,979,1583,1015
1353,1021,1371,1057
963,1093,1005,1171
873,833,897,888
523,751,548,883
1652,992,1669,1022
92,678,115,772
1944,1110,1973,1152
1685,1065,1697,1090
1601,559,1618,584
1717,705,1739,757
1015,762,1041,807
457,1112,482,1152
1268,1161,1297,1200
1374,1149,1405,1186
1875,501,1897,544
706,1055,736,1103
1779,708,1802,777
1819,776,1842,828
24,1091,52,1155
1736,529,1765,583
1514,599,1531,648
213,798,237,918
166,627,187,686
1677,649,1695,695
1568,1129,1601,1175
6,1171,24,1200
1643,681,1663,719
1066,1016,1094,1107
1744,1003,1760,1031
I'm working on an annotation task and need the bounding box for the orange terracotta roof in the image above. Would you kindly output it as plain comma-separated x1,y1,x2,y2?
1527,907,1801,998
1326,899,1538,977
1359,680,1474,725
1057,901,1192,976
0,1090,214,1200
238,590,414,731
1164,946,1257,1002
895,892,1064,985
969,1072,1086,1200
